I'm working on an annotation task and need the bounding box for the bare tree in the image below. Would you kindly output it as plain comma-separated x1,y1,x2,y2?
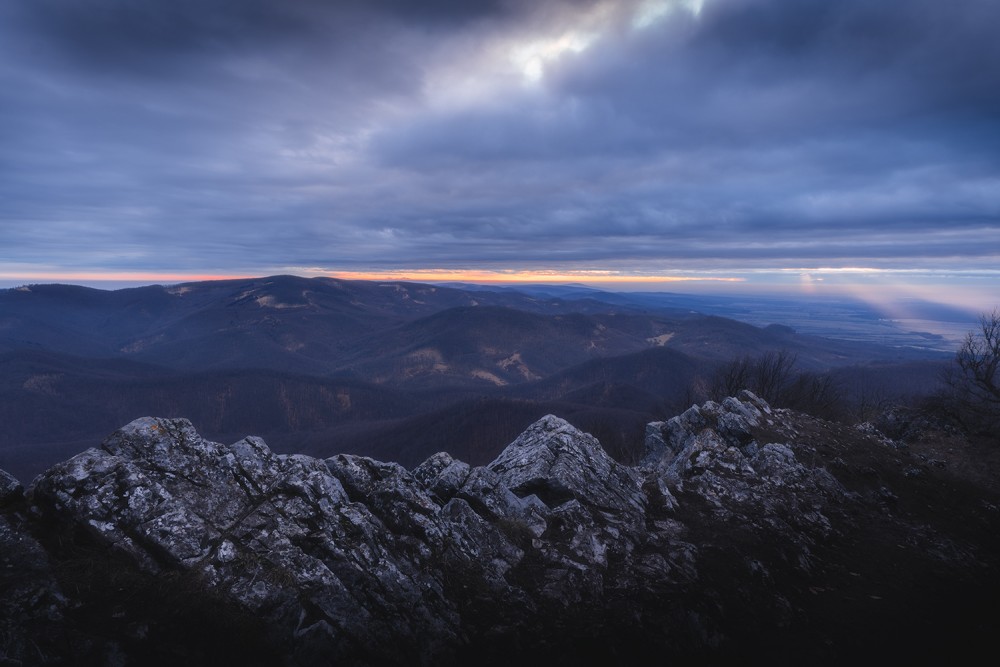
752,350,798,404
710,354,755,400
849,368,893,423
709,350,849,419
784,371,845,421
957,309,1000,403
944,308,1000,434
710,350,798,405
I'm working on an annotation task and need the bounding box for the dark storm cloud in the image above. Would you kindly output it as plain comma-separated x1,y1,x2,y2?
22,0,512,56
371,0,1000,247
378,0,1000,162
17,0,575,84
1,0,998,277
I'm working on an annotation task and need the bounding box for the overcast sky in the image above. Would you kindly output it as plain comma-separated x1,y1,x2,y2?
1,0,998,304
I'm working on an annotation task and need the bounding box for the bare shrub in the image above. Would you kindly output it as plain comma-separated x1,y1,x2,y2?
940,308,1000,437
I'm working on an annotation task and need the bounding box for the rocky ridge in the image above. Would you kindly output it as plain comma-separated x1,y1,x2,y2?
1,392,997,665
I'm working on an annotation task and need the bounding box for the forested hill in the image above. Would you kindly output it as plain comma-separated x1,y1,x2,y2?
0,276,951,479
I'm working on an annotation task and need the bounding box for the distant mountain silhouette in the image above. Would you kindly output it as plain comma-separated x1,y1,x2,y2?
0,276,951,479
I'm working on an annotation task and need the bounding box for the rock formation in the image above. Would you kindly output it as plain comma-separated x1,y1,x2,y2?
1,392,997,665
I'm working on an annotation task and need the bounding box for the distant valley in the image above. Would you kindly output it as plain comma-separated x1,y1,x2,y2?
445,282,977,352
0,275,959,480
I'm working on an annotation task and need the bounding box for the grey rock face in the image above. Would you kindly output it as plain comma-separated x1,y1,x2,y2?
0,467,21,503
642,390,773,473
28,418,464,664
6,393,996,665
638,392,851,584
489,414,645,514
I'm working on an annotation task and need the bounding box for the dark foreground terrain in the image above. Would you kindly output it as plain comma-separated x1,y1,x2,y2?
2,393,997,665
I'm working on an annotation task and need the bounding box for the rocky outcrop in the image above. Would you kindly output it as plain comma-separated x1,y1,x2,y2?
2,392,998,665
0,468,21,503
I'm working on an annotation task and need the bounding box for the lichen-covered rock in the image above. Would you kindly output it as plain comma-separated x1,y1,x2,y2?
7,394,998,666
642,390,772,473
489,415,646,515
639,394,852,576
28,418,460,665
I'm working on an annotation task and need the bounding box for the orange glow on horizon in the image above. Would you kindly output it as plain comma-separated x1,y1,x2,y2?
1,268,745,287
320,269,746,284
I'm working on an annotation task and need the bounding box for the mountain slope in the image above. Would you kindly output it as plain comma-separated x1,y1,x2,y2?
0,350,421,480
338,306,675,387
2,276,948,375
1,276,956,479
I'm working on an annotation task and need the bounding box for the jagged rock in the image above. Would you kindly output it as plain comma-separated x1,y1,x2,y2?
0,467,22,504
639,397,852,578
454,465,523,520
412,451,472,502
488,415,645,515
642,390,772,474
4,395,998,665
28,418,461,665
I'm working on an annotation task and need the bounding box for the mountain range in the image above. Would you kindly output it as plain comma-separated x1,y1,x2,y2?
0,275,953,480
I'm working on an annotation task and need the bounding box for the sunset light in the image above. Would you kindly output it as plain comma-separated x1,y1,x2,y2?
320,269,744,284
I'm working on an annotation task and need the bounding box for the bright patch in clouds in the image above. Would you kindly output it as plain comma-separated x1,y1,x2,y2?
437,0,701,94
633,0,705,29
510,30,596,83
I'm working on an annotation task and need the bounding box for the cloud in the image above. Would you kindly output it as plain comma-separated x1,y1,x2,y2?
0,0,998,281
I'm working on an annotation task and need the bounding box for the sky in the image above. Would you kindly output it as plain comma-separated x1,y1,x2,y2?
1,0,998,310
